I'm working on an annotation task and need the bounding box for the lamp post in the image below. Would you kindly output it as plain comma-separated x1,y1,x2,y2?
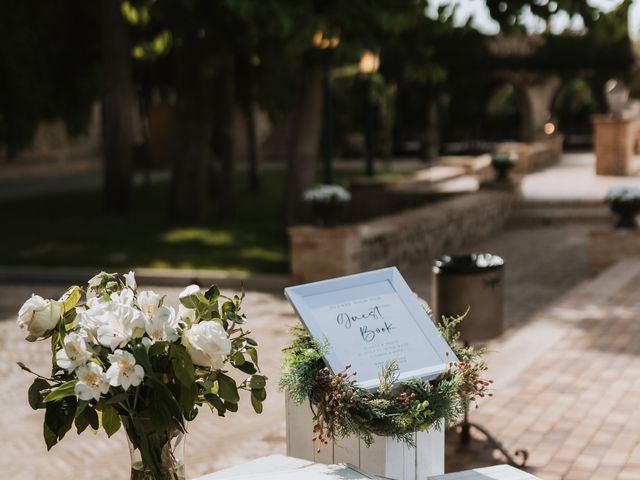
359,50,380,177
313,30,340,184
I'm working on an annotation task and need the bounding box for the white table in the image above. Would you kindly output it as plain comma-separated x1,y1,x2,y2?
194,455,542,480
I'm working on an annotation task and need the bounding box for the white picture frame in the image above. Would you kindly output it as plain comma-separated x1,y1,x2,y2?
284,267,458,390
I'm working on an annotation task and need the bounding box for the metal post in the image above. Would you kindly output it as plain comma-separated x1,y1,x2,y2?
364,76,375,177
322,55,333,185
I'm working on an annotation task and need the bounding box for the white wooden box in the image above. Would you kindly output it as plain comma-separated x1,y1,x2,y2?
286,394,445,480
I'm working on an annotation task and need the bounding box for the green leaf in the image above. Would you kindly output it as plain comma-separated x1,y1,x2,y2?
44,396,77,449
59,286,81,313
252,388,267,402
246,346,259,366
224,400,238,412
170,344,195,388
236,362,257,375
178,381,198,417
232,352,245,366
204,393,226,416
101,405,121,437
251,392,263,414
43,380,78,403
132,344,153,378
147,376,185,432
217,373,239,404
204,285,220,302
28,378,50,410
248,374,267,389
245,338,258,346
44,422,58,450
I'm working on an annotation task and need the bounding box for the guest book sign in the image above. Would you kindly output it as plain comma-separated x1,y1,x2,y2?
285,267,457,390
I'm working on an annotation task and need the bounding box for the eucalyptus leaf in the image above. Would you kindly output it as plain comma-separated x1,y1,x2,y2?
252,388,267,402
204,393,226,416
217,373,239,404
236,361,257,375
250,392,263,414
248,375,267,389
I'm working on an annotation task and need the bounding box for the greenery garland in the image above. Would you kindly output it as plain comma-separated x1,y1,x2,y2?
279,311,491,448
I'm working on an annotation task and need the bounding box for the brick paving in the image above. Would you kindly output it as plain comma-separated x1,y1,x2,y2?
445,260,640,480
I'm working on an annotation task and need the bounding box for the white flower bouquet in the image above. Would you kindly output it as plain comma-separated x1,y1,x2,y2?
17,271,267,480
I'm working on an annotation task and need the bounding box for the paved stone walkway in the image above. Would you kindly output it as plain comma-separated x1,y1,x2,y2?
446,260,640,480
520,153,640,203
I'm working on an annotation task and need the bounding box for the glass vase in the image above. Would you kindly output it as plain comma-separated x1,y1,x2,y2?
122,416,186,480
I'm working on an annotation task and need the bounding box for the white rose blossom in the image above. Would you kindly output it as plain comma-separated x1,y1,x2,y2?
144,305,180,343
182,321,231,369
55,332,91,371
17,295,63,339
96,304,145,350
106,349,145,391
74,363,110,401
179,284,200,299
138,290,163,316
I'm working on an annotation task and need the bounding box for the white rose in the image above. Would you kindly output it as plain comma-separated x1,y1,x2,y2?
179,284,200,299
87,271,108,299
182,321,231,369
17,295,63,339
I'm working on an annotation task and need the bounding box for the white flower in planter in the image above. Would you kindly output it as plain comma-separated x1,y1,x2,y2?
144,305,180,343
75,363,110,401
303,184,352,204
106,349,145,391
182,321,231,369
16,295,63,339
96,304,145,350
138,290,163,316
55,332,91,372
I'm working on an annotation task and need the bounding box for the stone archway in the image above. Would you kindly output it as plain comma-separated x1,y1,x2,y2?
501,72,561,142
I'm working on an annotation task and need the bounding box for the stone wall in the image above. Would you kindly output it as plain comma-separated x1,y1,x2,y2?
289,188,518,283
496,134,563,174
589,228,640,273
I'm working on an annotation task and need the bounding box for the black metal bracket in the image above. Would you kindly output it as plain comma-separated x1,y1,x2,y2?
457,408,529,468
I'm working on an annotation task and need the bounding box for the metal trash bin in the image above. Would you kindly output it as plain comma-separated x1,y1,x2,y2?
432,253,504,341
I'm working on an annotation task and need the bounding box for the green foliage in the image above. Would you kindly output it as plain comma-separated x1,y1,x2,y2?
280,312,490,447
0,1,99,155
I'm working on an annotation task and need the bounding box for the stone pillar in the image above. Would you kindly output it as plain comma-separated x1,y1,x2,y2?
289,225,361,283
592,115,638,176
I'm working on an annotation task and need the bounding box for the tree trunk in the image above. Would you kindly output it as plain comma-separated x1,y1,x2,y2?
285,66,324,226
100,0,135,214
170,38,212,224
213,59,236,218
244,65,260,193
423,95,439,163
